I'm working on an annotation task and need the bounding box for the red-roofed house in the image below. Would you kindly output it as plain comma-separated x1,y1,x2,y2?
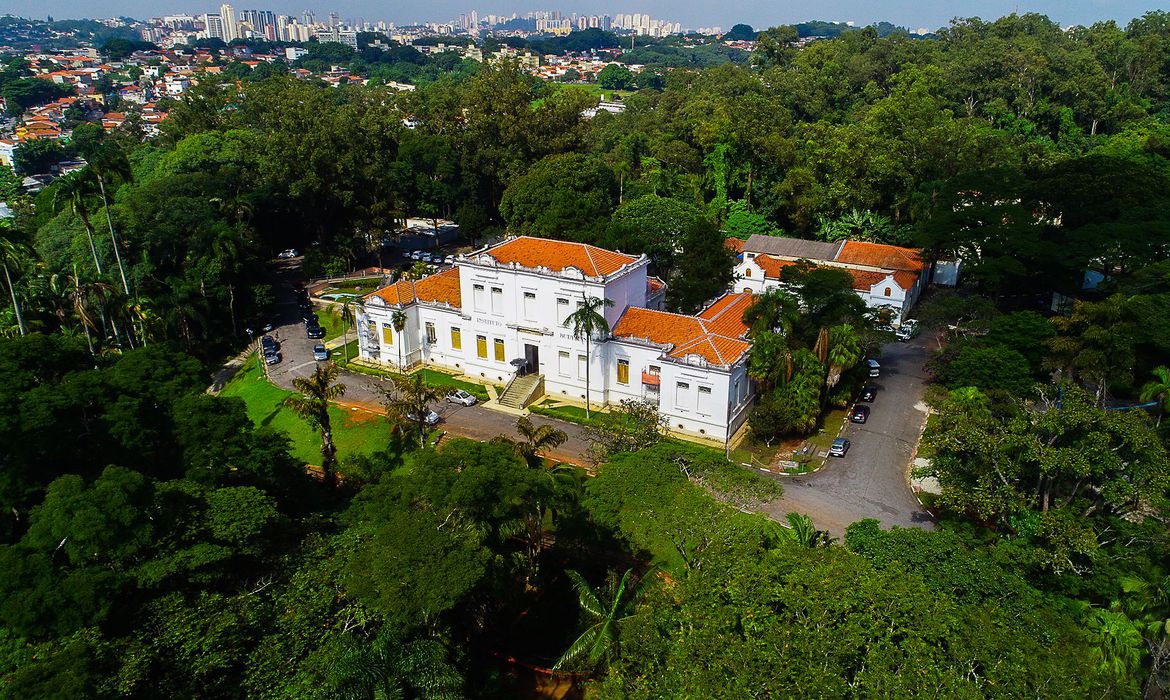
359,236,754,440
735,234,929,323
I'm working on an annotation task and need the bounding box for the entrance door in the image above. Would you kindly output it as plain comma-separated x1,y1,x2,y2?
523,343,540,375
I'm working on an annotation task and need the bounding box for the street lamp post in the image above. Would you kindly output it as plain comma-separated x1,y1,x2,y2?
245,328,259,377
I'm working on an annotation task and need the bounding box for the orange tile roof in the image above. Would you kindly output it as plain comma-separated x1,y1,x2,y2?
696,291,753,338
484,236,639,277
647,276,665,294
724,237,746,253
612,306,751,367
847,269,889,290
835,241,923,271
893,270,919,289
752,254,799,280
364,267,461,308
753,255,900,292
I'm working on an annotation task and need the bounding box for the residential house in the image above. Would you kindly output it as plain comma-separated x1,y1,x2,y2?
734,234,928,323
358,236,754,441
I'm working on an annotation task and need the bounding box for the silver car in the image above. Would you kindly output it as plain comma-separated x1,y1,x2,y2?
312,344,329,361
445,389,478,406
829,438,850,458
406,410,441,426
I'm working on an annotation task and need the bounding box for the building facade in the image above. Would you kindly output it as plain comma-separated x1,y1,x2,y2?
733,234,928,324
357,237,752,441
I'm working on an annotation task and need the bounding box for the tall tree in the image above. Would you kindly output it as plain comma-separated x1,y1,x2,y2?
282,362,347,485
384,373,440,447
566,294,613,418
1140,365,1170,427
553,567,646,673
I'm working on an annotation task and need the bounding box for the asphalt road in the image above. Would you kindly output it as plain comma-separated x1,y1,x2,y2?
758,334,936,537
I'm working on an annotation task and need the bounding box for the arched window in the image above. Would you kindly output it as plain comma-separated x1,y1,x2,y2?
745,269,752,277
884,287,892,297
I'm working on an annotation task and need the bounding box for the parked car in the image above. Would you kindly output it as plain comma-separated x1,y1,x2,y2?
306,324,325,339
401,249,413,259
260,322,274,333
312,344,329,361
895,319,920,342
410,251,423,260
829,438,850,458
866,358,881,377
858,386,878,402
260,335,279,353
277,248,299,259
263,351,282,365
444,255,455,264
406,410,441,426
851,405,870,424
445,389,478,406
420,252,435,263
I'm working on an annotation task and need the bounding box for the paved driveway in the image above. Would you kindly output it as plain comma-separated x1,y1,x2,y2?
757,335,936,537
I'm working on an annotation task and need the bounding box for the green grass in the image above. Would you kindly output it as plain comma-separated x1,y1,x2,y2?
916,414,939,459
807,409,849,454
219,354,394,465
530,401,607,427
340,361,491,402
531,83,635,108
313,310,351,343
320,277,386,296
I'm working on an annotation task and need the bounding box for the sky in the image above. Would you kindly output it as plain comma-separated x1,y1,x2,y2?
11,0,1163,32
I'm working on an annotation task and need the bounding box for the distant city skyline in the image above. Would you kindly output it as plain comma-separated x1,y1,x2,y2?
8,0,1165,34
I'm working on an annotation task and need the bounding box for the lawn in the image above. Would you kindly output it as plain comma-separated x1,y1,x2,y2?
313,309,351,342
530,400,606,427
319,277,386,296
341,360,491,402
219,354,395,465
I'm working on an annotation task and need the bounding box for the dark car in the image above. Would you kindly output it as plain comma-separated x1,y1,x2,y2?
260,335,279,353
850,405,870,424
306,324,325,339
859,386,878,402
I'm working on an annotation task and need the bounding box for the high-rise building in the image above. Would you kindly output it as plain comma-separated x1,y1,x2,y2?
203,12,226,40
328,12,340,28
219,4,239,41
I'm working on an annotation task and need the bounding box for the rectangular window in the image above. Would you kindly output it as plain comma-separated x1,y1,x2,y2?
557,298,569,325
476,335,487,359
676,381,690,409
617,359,629,384
558,350,570,376
578,354,587,379
382,323,394,346
367,321,377,344
490,286,503,314
523,291,536,319
648,364,660,376
494,338,505,362
450,327,462,350
698,385,712,415
473,284,485,312
425,322,436,344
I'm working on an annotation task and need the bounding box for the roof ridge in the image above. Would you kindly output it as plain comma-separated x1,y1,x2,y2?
582,244,599,277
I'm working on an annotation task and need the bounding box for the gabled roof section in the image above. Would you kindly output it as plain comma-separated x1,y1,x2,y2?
835,241,924,271
364,267,461,309
612,303,751,368
697,291,753,339
481,236,639,277
744,234,840,261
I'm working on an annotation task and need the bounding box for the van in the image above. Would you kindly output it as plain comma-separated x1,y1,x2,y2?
895,319,920,342
866,359,881,377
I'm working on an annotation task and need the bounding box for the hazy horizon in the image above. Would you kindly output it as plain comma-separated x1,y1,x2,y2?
6,0,1163,33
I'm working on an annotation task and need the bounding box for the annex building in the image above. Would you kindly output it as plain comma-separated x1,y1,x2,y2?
357,236,754,441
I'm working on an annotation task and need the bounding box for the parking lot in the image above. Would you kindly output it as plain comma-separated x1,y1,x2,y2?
757,334,936,537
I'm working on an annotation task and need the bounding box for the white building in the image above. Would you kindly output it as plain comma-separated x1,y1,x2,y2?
733,235,928,324
357,236,753,441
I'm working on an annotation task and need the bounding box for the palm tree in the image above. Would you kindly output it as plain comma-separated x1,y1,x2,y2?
1140,366,1170,427
384,373,440,447
513,416,568,464
566,294,614,419
0,225,29,336
50,172,103,275
282,363,347,486
554,568,646,673
742,287,800,337
86,155,133,300
335,297,365,363
778,512,833,548
824,323,862,398
391,309,408,368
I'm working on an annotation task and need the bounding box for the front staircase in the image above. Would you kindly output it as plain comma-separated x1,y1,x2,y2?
498,373,544,410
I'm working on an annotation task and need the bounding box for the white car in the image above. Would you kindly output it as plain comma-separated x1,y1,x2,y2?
277,248,299,259
445,389,478,406
895,319,920,342
410,251,423,260
406,410,441,426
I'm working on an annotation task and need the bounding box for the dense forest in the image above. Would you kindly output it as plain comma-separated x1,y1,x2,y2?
1,10,1170,697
